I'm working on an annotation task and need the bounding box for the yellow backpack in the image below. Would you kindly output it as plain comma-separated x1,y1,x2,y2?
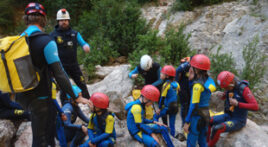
0,34,41,93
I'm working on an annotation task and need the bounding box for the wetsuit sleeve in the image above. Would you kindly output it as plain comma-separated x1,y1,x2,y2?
0,93,22,109
152,68,163,87
238,87,259,111
144,118,154,124
185,83,204,123
131,105,153,135
77,32,90,47
63,111,82,130
76,107,89,123
52,99,64,114
175,62,189,81
129,66,139,78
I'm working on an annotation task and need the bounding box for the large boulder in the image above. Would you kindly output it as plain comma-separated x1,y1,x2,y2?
0,120,16,147
217,119,268,147
14,122,32,147
87,64,134,99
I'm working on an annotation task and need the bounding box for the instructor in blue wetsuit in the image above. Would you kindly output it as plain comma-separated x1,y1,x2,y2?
16,3,91,147
50,9,91,101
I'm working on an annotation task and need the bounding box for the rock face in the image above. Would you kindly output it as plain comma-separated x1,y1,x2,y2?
14,122,32,147
0,120,16,147
217,119,268,147
88,64,134,99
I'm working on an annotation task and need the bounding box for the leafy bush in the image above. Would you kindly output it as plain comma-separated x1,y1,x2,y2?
209,46,238,82
171,0,233,11
77,0,149,56
241,36,266,88
0,0,16,34
78,34,119,80
160,25,193,67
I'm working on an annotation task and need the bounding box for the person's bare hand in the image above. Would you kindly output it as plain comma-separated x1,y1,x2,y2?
75,96,90,106
83,45,90,53
131,74,138,79
81,125,88,135
151,133,160,144
229,98,238,106
183,123,190,134
61,113,67,121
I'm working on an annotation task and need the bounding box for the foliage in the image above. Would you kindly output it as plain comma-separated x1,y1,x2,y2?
209,46,238,82
77,0,149,56
78,34,119,79
0,0,16,34
160,25,193,67
171,0,233,11
241,36,266,88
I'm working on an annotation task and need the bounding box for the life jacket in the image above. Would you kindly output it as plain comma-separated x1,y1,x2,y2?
50,25,78,66
224,80,249,123
137,62,160,86
89,112,116,140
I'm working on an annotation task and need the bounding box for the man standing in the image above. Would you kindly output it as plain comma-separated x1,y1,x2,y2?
17,3,90,147
50,9,91,100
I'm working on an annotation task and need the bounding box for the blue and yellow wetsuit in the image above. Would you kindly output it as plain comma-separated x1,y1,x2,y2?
56,85,89,147
125,100,174,147
80,112,116,147
154,80,180,137
185,77,216,147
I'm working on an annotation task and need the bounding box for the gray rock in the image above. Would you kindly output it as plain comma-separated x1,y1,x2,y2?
88,64,134,99
0,120,16,147
14,122,32,147
216,119,268,147
210,91,225,112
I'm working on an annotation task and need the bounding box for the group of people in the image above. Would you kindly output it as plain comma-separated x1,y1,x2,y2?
0,2,259,147
128,53,259,147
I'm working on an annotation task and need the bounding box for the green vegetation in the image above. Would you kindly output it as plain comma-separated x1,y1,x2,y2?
171,0,234,11
241,36,266,89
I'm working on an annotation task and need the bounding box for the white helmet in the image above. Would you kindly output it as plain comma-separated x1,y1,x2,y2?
57,9,70,20
140,55,153,71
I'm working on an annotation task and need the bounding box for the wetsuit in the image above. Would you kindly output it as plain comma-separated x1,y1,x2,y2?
0,91,30,120
208,81,258,147
175,62,191,126
16,25,78,147
129,62,163,91
56,85,89,147
185,77,216,147
50,25,90,100
125,100,174,147
154,80,180,137
80,112,116,147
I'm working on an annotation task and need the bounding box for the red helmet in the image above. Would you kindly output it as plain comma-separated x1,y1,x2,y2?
141,85,160,102
25,2,46,16
190,54,210,70
90,92,109,109
217,71,235,89
161,65,176,77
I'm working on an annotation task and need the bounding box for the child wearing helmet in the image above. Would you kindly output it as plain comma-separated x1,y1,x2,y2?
129,55,163,90
80,93,116,147
56,85,89,147
125,85,174,147
183,54,216,147
154,65,180,137
207,71,258,147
